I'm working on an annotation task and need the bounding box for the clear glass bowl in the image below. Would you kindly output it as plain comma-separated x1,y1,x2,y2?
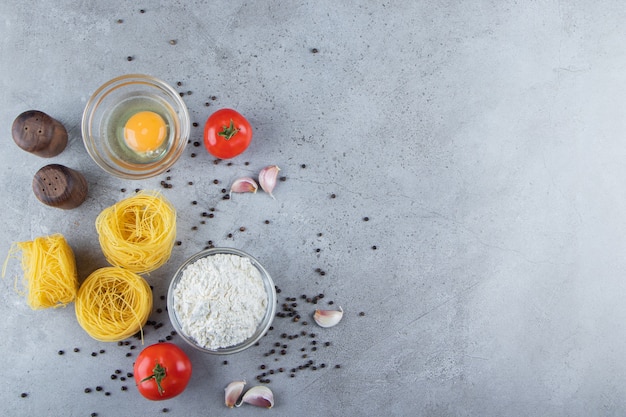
81,74,190,179
167,247,277,355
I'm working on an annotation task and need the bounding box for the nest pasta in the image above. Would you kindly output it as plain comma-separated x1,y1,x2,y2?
75,267,152,342
96,191,176,274
3,234,78,309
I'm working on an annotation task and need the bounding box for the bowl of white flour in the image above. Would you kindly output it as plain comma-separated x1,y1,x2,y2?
167,247,277,354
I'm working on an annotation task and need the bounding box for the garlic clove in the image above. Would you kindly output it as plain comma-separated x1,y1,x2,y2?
313,306,344,328
225,380,246,408
230,177,258,197
258,165,280,199
240,385,274,408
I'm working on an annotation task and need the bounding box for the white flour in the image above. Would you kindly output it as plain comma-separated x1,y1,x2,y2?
173,253,268,349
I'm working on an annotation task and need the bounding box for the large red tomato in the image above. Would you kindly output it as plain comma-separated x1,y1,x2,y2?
203,108,253,159
133,343,192,401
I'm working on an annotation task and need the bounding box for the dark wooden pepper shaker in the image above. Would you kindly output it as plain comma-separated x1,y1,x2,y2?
12,110,68,157
32,164,88,209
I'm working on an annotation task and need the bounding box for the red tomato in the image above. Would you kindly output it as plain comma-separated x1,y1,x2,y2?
203,108,253,159
134,343,192,401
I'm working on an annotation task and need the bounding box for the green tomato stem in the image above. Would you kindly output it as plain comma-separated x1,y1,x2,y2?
218,119,239,141
140,362,167,395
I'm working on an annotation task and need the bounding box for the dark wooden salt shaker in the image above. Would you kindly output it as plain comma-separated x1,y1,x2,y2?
12,110,68,157
33,164,88,209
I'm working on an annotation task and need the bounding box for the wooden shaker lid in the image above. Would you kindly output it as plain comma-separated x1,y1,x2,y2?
12,110,68,157
32,164,88,209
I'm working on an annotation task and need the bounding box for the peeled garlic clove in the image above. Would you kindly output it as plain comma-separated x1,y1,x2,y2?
225,380,246,408
240,385,274,408
230,177,258,197
258,165,280,199
314,306,343,328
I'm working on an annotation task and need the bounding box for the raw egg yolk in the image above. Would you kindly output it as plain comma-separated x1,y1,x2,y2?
123,111,167,153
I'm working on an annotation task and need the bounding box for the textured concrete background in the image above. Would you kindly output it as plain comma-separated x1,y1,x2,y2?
2,1,626,416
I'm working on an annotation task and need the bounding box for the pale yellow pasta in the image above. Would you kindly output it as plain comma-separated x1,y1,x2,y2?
75,267,152,342
95,191,176,274
3,234,78,309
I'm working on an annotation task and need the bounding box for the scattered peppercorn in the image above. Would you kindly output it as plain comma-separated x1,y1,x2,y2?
73,347,80,352
84,388,92,393
127,56,133,61
58,350,64,355
169,40,177,45
20,392,28,398
311,48,319,53
359,311,366,316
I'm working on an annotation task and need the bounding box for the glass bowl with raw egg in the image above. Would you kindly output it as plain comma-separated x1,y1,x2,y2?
81,74,190,179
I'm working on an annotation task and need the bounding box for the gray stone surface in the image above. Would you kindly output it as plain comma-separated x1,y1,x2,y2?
1,0,625,416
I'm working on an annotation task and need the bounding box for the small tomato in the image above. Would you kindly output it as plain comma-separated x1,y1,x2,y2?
203,108,253,159
133,343,192,401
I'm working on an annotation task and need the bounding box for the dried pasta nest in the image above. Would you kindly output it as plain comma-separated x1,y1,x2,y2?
3,234,78,309
75,266,152,342
96,191,176,274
